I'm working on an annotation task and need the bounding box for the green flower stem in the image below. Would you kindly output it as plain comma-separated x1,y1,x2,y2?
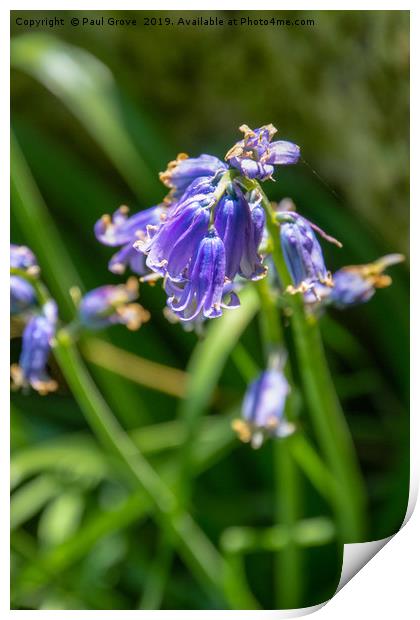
222,554,261,610
256,184,366,542
11,266,242,603
139,532,173,609
256,277,302,609
52,331,224,597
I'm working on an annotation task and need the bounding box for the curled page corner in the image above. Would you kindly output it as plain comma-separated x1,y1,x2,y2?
336,477,417,595
336,536,392,592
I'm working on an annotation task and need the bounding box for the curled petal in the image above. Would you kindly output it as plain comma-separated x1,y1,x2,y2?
108,242,147,275
268,140,300,165
95,205,162,247
144,201,210,279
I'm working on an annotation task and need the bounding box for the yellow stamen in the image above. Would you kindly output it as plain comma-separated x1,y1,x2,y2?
231,419,252,443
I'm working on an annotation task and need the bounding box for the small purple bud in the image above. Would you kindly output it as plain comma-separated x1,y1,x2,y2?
328,254,405,309
10,276,36,315
10,244,38,270
280,213,334,301
78,278,150,331
233,358,292,449
11,300,58,395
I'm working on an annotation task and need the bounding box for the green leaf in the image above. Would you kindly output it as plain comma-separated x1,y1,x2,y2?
11,476,60,530
38,491,85,547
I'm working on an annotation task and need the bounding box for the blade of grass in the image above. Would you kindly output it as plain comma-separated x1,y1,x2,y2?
11,475,61,530
13,409,239,600
53,332,224,597
257,277,302,609
257,184,367,543
11,133,81,319
81,338,188,398
11,33,161,202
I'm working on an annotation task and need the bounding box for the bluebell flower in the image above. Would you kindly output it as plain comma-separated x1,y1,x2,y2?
78,278,149,330
240,201,267,280
165,279,240,330
279,212,341,302
11,300,58,394
10,244,38,271
327,254,405,309
10,245,38,315
160,153,227,201
95,205,163,275
214,184,266,281
141,196,212,281
225,124,300,180
232,356,293,449
165,229,226,321
10,276,36,315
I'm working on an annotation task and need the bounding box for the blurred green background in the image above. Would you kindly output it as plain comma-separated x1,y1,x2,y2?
11,10,409,610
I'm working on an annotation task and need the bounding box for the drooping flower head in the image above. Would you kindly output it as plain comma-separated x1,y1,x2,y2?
95,205,163,275
10,244,39,315
225,124,300,180
159,153,227,202
11,300,58,395
279,211,341,302
78,278,150,331
327,254,405,309
232,354,293,449
165,228,226,322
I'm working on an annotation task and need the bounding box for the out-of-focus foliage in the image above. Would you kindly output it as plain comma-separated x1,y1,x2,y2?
10,10,409,610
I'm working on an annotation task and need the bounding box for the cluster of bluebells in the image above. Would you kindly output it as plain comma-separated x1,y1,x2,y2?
10,245,58,394
10,245,149,394
96,124,300,323
95,124,403,325
13,124,404,451
93,123,404,447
